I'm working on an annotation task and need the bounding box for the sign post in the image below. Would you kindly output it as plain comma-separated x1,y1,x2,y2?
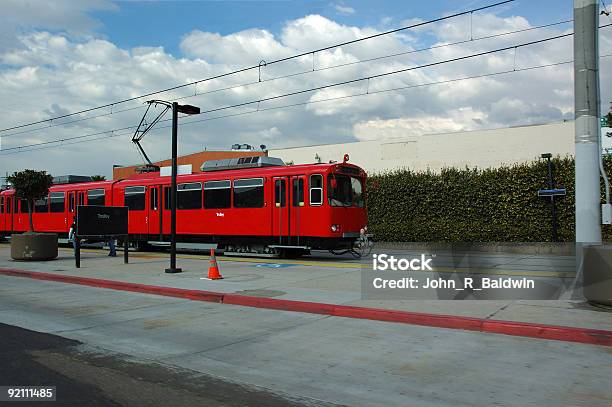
124,237,129,264
538,153,566,242
75,236,81,268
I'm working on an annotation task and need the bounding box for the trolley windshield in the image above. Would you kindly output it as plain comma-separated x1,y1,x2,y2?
327,174,364,207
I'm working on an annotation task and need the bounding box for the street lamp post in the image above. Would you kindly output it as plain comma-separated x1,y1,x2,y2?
133,99,200,273
164,102,200,274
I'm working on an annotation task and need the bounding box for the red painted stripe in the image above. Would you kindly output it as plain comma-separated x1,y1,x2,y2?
331,305,484,331
1,267,611,346
0,268,223,303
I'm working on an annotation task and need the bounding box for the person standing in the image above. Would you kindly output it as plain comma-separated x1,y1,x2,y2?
108,236,117,257
68,218,77,255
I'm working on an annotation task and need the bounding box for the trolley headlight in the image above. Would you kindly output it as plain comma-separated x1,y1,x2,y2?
331,224,339,232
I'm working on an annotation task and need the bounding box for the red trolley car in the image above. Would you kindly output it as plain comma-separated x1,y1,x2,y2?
0,156,367,256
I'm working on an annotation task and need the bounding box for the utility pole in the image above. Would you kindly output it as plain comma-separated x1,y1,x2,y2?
574,0,602,245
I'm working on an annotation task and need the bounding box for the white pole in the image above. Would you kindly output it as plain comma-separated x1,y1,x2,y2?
574,0,602,244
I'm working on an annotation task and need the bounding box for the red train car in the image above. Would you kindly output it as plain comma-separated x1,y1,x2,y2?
0,156,368,256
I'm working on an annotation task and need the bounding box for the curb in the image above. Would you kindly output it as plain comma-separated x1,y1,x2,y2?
1,267,611,347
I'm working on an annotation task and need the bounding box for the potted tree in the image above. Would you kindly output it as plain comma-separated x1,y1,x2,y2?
7,169,58,261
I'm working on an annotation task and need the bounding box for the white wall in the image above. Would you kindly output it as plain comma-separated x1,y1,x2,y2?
269,121,575,174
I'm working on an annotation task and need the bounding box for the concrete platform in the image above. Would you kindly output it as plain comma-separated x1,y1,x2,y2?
0,244,607,332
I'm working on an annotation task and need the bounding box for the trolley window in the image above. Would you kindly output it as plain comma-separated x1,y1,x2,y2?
204,180,231,209
6,197,11,213
274,179,286,207
292,178,304,207
87,189,105,206
151,187,158,210
233,178,264,208
34,196,49,213
69,193,75,213
177,182,202,210
50,192,65,212
351,177,364,208
124,186,145,211
327,175,351,207
18,199,27,213
0,197,3,214
310,174,323,206
164,186,170,210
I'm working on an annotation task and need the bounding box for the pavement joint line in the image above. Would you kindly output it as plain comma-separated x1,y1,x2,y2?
484,301,514,320
51,247,576,278
0,267,609,347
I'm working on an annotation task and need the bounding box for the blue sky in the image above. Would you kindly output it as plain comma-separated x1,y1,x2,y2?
92,0,573,56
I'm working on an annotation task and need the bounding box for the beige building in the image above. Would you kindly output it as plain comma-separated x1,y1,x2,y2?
269,121,576,174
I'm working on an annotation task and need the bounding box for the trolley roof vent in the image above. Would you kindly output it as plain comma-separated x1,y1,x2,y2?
136,164,160,174
200,156,285,172
52,175,93,184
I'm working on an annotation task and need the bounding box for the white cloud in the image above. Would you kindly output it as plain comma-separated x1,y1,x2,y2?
0,6,611,179
180,28,291,64
353,108,487,141
0,0,116,52
334,4,356,16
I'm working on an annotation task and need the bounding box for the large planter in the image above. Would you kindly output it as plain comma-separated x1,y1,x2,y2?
583,245,612,307
10,233,58,261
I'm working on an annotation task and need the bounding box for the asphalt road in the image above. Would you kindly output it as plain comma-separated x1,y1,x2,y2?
0,322,312,407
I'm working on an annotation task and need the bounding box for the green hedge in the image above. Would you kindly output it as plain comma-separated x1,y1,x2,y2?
365,156,612,242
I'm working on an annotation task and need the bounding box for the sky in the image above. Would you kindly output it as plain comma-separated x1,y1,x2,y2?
0,0,611,179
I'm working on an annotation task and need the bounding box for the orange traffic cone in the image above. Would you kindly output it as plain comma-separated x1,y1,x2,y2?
207,248,223,280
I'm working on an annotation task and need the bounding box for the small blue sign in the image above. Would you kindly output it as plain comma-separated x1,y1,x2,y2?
255,263,295,268
538,188,567,197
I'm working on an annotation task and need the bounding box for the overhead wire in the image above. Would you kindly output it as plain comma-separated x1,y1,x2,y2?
0,16,573,140
0,29,597,154
602,1,612,24
4,52,611,157
3,22,610,157
0,0,514,135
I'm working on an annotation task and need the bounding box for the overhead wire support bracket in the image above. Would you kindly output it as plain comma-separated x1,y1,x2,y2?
259,60,267,82
131,100,171,166
470,11,474,41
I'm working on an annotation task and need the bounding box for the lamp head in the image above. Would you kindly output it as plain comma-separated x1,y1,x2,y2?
176,104,200,115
